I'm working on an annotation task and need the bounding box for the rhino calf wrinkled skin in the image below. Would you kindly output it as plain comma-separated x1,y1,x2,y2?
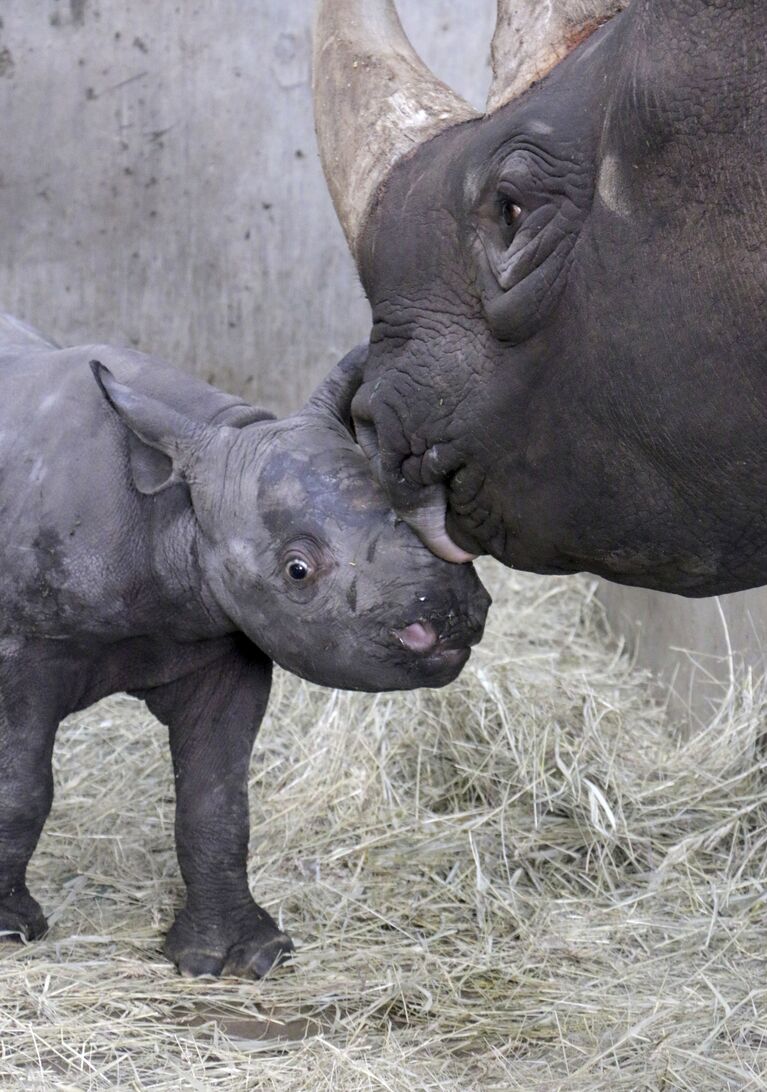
0,316,490,979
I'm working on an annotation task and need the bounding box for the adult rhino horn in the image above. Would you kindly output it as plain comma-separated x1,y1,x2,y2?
487,0,628,112
312,0,479,259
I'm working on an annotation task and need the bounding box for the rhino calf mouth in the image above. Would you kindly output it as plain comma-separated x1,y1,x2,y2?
391,610,485,678
394,619,439,652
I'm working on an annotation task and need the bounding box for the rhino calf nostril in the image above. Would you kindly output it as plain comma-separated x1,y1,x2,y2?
393,619,438,653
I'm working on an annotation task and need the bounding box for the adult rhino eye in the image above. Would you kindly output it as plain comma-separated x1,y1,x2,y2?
286,558,311,582
500,196,522,229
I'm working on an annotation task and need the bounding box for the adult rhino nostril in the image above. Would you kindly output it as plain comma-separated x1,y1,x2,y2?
393,619,439,654
353,416,378,460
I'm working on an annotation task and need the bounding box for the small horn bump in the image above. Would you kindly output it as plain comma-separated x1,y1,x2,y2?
304,343,369,425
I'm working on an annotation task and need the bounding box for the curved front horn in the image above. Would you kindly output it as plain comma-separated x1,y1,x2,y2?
487,0,628,113
313,0,478,259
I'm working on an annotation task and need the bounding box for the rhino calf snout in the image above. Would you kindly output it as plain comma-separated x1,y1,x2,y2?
394,586,490,656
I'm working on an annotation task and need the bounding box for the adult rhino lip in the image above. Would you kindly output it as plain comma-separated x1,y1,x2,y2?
399,495,477,565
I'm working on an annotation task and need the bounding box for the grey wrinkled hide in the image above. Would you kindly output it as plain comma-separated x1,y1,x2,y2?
0,322,490,978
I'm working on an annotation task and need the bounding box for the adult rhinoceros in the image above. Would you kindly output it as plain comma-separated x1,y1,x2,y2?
313,0,767,596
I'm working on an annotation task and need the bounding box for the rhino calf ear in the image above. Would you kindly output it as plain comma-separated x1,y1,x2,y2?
305,342,368,427
91,360,203,496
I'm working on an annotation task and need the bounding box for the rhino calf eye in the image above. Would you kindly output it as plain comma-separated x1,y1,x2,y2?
281,541,321,585
286,559,310,581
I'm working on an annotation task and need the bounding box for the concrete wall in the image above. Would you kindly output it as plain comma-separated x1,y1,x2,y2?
597,582,767,724
0,0,494,414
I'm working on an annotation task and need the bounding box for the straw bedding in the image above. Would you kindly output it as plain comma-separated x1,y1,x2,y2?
2,561,767,1090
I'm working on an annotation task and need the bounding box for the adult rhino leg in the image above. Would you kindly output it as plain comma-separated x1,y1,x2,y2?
0,640,67,943
137,637,293,979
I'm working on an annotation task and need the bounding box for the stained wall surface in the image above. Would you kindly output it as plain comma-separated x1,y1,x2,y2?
0,0,493,413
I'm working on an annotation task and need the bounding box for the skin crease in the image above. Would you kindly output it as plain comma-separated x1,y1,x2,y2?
0,328,490,978
347,0,767,597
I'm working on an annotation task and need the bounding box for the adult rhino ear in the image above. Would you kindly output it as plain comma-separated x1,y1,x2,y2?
304,343,368,428
91,360,211,495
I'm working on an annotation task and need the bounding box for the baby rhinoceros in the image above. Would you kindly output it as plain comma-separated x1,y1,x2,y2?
0,316,490,978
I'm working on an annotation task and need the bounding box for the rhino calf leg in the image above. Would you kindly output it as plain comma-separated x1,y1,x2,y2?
139,639,293,979
0,644,63,942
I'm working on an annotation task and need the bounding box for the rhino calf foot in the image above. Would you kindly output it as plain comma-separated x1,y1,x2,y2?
164,904,294,979
0,888,48,943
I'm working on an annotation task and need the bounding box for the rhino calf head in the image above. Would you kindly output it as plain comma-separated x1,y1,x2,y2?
94,348,491,692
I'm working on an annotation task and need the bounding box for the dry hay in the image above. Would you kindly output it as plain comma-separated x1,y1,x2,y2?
2,561,767,1091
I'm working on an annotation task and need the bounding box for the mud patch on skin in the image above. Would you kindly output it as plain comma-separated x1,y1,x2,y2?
27,529,68,608
563,17,614,55
0,48,14,78
345,575,358,614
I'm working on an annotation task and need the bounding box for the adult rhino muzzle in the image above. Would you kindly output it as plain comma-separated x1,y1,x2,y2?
351,382,476,564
